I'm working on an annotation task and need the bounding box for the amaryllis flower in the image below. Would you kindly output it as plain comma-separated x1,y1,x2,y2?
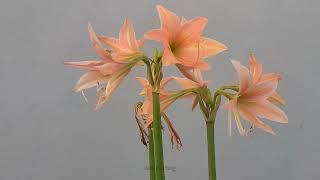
144,5,226,70
65,20,144,110
135,77,182,149
226,60,288,135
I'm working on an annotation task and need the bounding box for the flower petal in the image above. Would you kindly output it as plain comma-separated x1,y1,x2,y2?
249,52,263,84
237,105,275,134
176,17,208,46
242,79,278,101
231,60,251,94
156,5,180,39
268,91,286,105
64,60,104,70
95,70,130,110
119,17,139,51
144,29,165,42
162,47,179,66
96,62,122,75
88,22,113,62
73,71,109,92
242,101,288,123
173,77,201,89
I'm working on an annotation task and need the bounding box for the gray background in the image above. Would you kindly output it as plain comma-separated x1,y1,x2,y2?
0,0,318,179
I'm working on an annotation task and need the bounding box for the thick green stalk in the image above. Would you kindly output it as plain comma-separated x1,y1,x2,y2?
152,92,165,180
206,121,216,180
148,127,156,180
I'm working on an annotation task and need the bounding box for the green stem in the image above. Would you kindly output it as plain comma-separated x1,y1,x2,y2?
148,127,156,180
206,121,216,180
152,92,165,180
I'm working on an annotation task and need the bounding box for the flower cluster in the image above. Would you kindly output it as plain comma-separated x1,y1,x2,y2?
65,5,288,142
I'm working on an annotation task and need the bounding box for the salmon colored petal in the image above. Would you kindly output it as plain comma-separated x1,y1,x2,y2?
198,37,227,58
96,62,122,75
119,17,139,51
95,70,130,110
260,73,282,82
163,47,179,66
231,60,251,94
156,5,180,39
73,71,109,92
135,77,149,87
64,60,104,70
176,64,198,82
88,22,113,62
99,37,133,55
268,91,286,105
144,29,166,42
173,77,201,89
243,101,288,123
160,77,174,87
99,36,136,62
249,52,263,84
242,80,278,101
192,60,211,70
237,105,275,134
176,17,208,46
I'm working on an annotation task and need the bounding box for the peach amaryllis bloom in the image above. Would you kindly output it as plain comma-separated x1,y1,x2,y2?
135,77,182,149
226,60,288,135
64,20,144,110
249,53,286,105
144,5,226,71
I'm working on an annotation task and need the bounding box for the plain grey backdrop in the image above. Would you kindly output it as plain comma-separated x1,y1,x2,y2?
0,0,319,179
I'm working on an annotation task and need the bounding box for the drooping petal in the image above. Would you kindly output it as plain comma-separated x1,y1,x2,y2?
95,69,130,110
73,71,109,92
162,112,182,150
156,5,180,40
119,17,139,51
237,105,275,134
231,60,251,94
64,60,104,70
88,22,113,62
96,62,122,75
242,101,288,123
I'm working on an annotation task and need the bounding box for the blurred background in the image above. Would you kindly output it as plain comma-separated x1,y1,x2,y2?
0,0,319,179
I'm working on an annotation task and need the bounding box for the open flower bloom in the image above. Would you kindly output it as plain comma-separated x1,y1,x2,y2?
64,20,144,110
135,77,182,149
226,60,288,135
144,5,226,70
